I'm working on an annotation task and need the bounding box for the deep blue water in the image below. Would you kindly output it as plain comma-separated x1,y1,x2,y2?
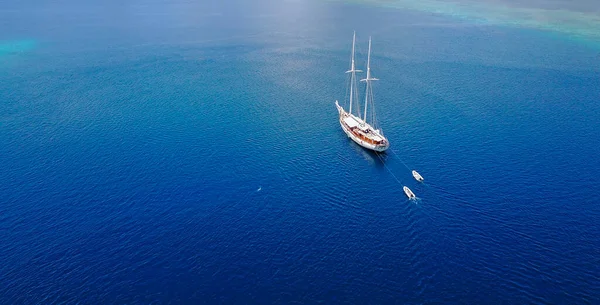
2,0,600,303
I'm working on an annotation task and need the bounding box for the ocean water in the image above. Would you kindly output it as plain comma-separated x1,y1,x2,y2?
1,0,600,303
346,0,600,46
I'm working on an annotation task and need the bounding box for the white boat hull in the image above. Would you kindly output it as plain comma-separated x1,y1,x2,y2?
412,170,424,182
336,101,389,152
403,186,416,199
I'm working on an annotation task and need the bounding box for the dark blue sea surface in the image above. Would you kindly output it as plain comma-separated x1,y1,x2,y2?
1,0,599,303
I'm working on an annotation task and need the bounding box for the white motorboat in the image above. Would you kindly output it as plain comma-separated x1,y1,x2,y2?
412,170,424,182
403,186,416,199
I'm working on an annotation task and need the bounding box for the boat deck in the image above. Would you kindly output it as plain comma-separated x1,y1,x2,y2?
342,114,385,143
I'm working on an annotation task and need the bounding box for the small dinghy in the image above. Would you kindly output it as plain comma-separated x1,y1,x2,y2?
403,186,416,199
412,170,424,182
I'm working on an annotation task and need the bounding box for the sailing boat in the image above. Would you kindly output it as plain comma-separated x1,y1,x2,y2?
335,32,389,152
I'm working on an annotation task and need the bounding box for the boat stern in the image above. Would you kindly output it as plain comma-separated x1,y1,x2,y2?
373,141,390,152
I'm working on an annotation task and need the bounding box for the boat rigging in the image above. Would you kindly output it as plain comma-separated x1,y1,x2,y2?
335,32,389,152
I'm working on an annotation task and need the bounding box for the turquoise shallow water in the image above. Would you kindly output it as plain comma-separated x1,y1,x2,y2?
1,0,600,303
345,0,600,47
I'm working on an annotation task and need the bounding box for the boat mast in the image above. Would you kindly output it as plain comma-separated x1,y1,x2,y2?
361,37,378,123
346,31,361,115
